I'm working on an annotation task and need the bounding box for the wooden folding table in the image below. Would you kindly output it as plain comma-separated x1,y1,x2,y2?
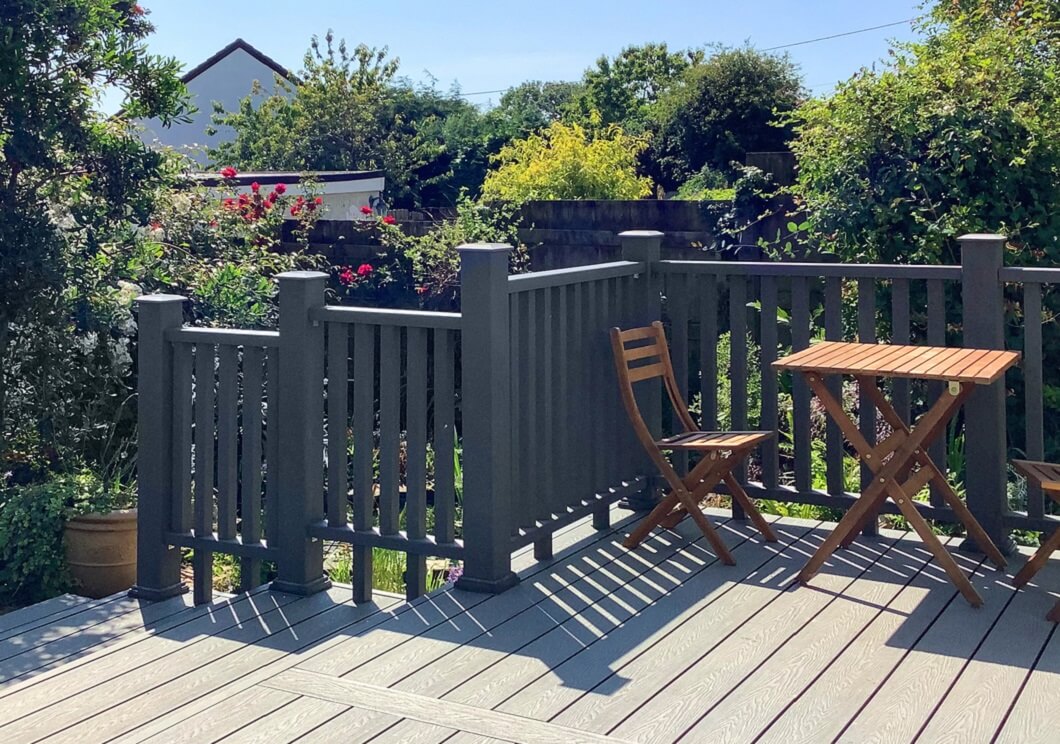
774,341,1020,607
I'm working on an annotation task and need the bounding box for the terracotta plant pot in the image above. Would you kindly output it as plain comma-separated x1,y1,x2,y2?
64,509,137,598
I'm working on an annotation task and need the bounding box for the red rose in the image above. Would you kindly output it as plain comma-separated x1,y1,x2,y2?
290,205,301,216
250,181,260,193
356,263,373,277
382,215,396,225
219,166,237,179
274,183,287,195
360,205,373,215
266,191,278,204
314,196,323,205
131,4,145,15
339,268,355,286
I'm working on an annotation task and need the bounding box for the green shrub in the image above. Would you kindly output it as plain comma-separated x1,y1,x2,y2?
0,470,130,604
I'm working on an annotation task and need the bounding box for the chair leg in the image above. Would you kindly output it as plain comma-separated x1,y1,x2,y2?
724,472,777,543
623,492,681,549
1013,527,1060,588
674,487,735,565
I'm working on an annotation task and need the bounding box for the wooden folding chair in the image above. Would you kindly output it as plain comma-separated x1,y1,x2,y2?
1011,460,1060,622
611,321,777,563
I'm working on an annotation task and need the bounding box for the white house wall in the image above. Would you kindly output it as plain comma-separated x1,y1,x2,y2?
134,48,291,165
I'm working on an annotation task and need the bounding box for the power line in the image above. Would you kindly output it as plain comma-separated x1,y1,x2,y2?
761,18,915,52
455,18,916,98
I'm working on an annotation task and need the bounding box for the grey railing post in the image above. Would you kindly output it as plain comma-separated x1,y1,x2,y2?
270,271,333,595
455,244,519,593
129,295,188,601
620,230,664,510
960,234,1015,555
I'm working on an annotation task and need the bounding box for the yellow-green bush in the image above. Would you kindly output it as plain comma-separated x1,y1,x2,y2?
481,118,652,202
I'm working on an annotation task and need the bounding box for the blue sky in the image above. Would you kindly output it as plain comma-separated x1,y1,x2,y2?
112,0,924,110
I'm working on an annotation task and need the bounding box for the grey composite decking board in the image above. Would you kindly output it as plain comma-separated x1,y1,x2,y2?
350,717,460,744
106,507,632,744
300,511,649,679
0,591,197,680
836,555,1013,743
0,593,98,637
138,685,298,743
0,588,319,737
995,619,1060,744
293,704,402,744
490,517,823,725
8,589,403,744
917,552,1060,743
3,509,1059,744
217,694,348,743
263,668,630,744
0,588,290,721
678,532,949,743
585,531,907,741
348,515,744,698
754,542,973,743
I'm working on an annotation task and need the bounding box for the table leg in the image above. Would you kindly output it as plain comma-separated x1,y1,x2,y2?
859,379,1006,568
797,374,973,596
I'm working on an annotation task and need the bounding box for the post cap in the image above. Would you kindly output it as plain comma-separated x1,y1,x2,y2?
958,233,1007,243
618,230,665,239
276,270,329,280
456,243,512,254
135,294,187,305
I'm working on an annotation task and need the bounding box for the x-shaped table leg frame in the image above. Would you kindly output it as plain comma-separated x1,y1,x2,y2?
623,447,778,563
797,372,1003,607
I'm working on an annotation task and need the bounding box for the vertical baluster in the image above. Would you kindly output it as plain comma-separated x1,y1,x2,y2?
433,329,456,545
192,343,215,605
509,293,523,530
538,288,555,525
172,343,193,536
327,323,349,527
606,277,622,485
1024,282,1045,518
378,325,401,535
265,349,280,550
791,277,812,494
555,284,572,525
671,274,691,476
578,281,594,500
240,346,264,590
525,290,540,526
927,279,947,507
759,276,779,490
699,274,719,431
891,279,911,425
216,345,238,542
824,277,845,495
405,326,429,599
857,277,878,536
592,279,611,529
351,323,376,603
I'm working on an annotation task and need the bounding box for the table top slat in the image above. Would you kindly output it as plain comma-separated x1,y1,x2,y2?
774,341,1019,383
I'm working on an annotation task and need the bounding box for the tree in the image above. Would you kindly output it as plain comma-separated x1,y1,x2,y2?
0,0,190,459
488,80,585,135
212,33,477,208
574,43,701,133
480,118,652,202
788,0,1060,265
651,47,803,190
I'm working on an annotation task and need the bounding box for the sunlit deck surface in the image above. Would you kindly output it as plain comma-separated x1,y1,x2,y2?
1,506,1057,743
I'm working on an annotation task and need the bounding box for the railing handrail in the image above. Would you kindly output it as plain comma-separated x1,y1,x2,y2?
164,327,280,347
656,259,963,280
310,304,462,329
999,266,1060,284
507,260,645,293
